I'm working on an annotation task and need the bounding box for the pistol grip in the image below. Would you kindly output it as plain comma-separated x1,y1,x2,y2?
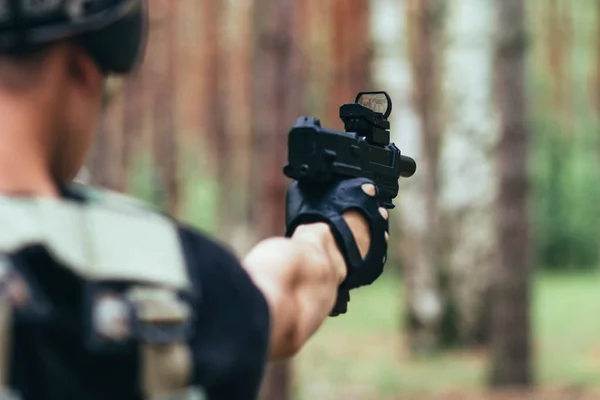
329,289,350,317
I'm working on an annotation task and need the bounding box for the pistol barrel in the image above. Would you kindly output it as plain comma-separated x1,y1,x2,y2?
399,155,417,178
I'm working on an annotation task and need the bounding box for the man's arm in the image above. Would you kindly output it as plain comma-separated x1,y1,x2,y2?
242,183,387,361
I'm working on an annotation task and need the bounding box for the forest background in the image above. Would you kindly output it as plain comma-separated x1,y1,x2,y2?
88,0,600,399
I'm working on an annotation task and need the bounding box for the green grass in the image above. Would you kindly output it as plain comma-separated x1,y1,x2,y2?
294,273,600,399
535,272,600,386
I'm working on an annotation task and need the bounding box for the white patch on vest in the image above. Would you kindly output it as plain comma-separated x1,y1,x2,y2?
92,291,132,342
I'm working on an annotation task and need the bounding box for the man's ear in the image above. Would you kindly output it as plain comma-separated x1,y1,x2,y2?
67,44,104,98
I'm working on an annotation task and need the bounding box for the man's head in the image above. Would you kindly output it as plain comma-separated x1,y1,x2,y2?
0,41,108,183
0,0,147,186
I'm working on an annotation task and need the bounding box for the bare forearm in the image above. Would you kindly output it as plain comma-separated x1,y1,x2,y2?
242,182,378,360
242,223,346,361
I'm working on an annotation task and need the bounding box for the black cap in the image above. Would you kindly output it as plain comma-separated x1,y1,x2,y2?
0,0,148,74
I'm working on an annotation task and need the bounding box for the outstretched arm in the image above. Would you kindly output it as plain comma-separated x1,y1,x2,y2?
242,183,387,361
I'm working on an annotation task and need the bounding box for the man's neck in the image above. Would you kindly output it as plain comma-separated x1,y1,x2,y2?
0,100,58,197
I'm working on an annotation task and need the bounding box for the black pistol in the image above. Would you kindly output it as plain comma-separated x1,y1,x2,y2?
283,92,417,316
284,91,416,207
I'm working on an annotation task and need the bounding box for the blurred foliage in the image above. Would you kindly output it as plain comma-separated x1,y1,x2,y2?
529,0,600,270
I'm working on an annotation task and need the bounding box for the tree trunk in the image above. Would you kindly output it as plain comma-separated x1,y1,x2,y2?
401,0,447,354
439,0,498,347
90,115,112,188
489,0,533,387
150,0,179,216
223,0,257,254
327,0,372,129
120,71,144,192
201,0,232,236
253,0,306,399
90,82,124,190
597,2,600,117
176,0,203,142
371,0,413,273
303,0,332,117
546,0,573,136
537,0,575,268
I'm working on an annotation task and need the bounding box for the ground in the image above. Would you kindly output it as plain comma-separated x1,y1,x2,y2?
294,272,600,400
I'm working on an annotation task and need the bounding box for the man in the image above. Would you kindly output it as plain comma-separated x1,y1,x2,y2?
0,1,391,399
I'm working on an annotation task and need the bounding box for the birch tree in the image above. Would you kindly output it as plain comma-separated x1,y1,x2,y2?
438,0,498,346
400,0,447,353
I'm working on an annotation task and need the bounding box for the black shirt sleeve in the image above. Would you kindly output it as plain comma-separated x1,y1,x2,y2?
178,226,270,400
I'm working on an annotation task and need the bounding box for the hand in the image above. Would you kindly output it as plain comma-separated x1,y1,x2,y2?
343,183,389,259
285,178,391,291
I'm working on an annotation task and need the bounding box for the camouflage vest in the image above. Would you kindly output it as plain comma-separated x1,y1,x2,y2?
0,184,205,400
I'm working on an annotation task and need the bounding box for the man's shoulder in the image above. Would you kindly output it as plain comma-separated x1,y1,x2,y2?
67,183,243,285
67,184,234,253
67,183,241,267
0,184,190,289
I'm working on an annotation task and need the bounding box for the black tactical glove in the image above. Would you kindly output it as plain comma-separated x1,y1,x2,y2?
285,178,389,316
